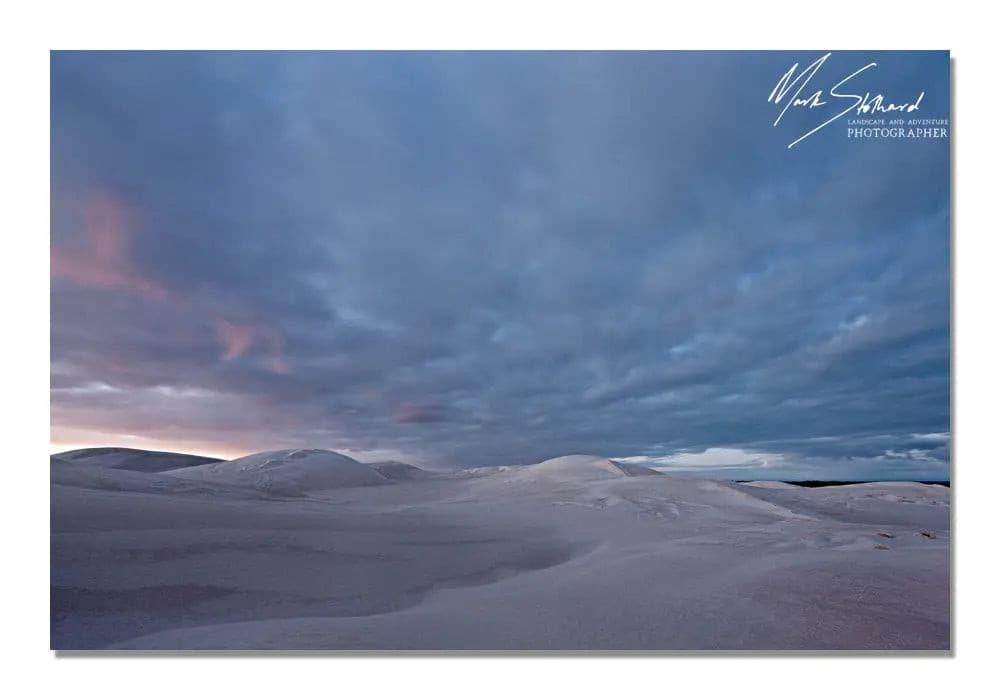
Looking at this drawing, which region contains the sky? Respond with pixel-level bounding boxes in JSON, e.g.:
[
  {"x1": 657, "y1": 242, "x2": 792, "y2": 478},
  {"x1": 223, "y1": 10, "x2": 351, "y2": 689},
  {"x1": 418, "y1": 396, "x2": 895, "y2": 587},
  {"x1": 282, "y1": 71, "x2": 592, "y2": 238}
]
[{"x1": 50, "y1": 51, "x2": 951, "y2": 480}]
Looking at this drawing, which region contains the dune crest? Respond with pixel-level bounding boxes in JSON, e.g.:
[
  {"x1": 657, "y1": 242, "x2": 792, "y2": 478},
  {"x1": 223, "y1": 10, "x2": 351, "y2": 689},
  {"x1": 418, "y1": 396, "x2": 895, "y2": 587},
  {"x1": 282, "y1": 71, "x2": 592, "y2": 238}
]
[
  {"x1": 462, "y1": 454, "x2": 660, "y2": 482},
  {"x1": 527, "y1": 455, "x2": 660, "y2": 479},
  {"x1": 166, "y1": 448, "x2": 388, "y2": 495}
]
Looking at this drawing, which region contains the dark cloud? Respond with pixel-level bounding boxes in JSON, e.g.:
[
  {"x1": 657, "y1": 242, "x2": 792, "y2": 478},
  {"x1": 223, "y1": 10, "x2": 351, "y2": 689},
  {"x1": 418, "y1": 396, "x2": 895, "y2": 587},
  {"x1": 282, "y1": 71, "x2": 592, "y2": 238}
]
[{"x1": 50, "y1": 51, "x2": 950, "y2": 477}]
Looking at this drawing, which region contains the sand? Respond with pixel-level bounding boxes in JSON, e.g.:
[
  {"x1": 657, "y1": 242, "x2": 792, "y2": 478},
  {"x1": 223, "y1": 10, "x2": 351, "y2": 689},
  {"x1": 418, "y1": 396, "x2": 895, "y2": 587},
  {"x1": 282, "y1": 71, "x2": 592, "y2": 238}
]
[
  {"x1": 50, "y1": 451, "x2": 950, "y2": 650},
  {"x1": 166, "y1": 449, "x2": 389, "y2": 496}
]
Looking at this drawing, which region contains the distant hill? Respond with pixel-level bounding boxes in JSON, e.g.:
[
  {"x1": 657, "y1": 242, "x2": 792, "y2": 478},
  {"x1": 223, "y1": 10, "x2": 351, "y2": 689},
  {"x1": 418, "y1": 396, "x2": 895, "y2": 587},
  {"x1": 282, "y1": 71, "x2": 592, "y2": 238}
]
[{"x1": 52, "y1": 447, "x2": 223, "y2": 473}]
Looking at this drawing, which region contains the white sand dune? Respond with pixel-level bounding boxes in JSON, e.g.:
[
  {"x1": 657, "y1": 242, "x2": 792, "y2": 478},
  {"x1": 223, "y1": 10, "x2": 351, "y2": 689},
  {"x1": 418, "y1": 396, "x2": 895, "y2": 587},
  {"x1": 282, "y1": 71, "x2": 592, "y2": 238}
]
[
  {"x1": 166, "y1": 449, "x2": 388, "y2": 496},
  {"x1": 53, "y1": 446, "x2": 221, "y2": 473},
  {"x1": 51, "y1": 449, "x2": 950, "y2": 650},
  {"x1": 460, "y1": 454, "x2": 659, "y2": 482}
]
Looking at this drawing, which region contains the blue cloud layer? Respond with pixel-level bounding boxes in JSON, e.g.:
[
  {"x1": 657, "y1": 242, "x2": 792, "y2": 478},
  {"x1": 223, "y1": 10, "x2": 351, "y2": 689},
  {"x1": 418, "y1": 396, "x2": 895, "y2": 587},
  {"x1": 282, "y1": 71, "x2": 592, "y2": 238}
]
[{"x1": 50, "y1": 51, "x2": 951, "y2": 477}]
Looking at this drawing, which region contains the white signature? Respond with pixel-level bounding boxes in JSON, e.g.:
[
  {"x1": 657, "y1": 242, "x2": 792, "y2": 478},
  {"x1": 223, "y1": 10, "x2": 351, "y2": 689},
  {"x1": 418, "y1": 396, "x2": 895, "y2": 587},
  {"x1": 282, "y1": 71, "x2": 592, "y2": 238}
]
[{"x1": 768, "y1": 52, "x2": 925, "y2": 149}]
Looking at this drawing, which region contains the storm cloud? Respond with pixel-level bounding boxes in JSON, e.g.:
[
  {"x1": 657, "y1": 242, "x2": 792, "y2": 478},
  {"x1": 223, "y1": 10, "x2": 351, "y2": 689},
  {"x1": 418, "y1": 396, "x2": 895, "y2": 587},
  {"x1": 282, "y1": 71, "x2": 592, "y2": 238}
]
[{"x1": 50, "y1": 51, "x2": 950, "y2": 478}]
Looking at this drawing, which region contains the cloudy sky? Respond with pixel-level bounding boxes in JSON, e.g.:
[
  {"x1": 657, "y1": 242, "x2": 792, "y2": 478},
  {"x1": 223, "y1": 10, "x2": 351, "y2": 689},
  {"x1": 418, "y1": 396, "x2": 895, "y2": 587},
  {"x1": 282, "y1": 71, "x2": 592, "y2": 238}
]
[{"x1": 50, "y1": 51, "x2": 950, "y2": 479}]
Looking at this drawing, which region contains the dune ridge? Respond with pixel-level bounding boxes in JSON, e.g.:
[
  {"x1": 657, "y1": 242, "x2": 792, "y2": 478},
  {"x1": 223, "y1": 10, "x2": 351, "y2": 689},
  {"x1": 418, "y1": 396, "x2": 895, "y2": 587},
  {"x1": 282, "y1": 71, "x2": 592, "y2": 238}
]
[{"x1": 51, "y1": 446, "x2": 950, "y2": 650}]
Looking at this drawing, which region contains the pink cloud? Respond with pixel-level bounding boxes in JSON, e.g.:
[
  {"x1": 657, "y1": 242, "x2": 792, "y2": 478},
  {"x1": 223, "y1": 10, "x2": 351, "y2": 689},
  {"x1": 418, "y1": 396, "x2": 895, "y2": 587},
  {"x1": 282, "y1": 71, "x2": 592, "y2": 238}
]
[
  {"x1": 214, "y1": 319, "x2": 255, "y2": 361},
  {"x1": 51, "y1": 190, "x2": 167, "y2": 300},
  {"x1": 265, "y1": 356, "x2": 291, "y2": 375},
  {"x1": 214, "y1": 317, "x2": 291, "y2": 375},
  {"x1": 53, "y1": 189, "x2": 292, "y2": 376}
]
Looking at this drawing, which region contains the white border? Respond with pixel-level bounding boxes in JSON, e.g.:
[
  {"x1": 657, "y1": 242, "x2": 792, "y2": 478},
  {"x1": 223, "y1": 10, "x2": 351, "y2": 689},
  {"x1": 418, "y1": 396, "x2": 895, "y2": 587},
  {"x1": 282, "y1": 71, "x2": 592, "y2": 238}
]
[{"x1": 3, "y1": 1, "x2": 995, "y2": 697}]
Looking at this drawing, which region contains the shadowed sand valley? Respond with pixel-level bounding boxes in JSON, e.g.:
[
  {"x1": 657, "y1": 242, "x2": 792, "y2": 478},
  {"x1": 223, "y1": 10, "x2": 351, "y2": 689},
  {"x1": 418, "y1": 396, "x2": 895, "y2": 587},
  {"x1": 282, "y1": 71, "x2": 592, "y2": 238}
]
[{"x1": 51, "y1": 449, "x2": 950, "y2": 650}]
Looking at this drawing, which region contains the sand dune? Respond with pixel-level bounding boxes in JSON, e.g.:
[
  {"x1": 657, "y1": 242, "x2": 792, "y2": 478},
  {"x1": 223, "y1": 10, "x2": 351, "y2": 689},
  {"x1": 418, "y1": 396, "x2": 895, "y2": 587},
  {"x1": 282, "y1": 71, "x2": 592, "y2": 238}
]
[
  {"x1": 165, "y1": 449, "x2": 389, "y2": 496},
  {"x1": 53, "y1": 447, "x2": 221, "y2": 473},
  {"x1": 51, "y1": 460, "x2": 275, "y2": 501},
  {"x1": 460, "y1": 454, "x2": 659, "y2": 482},
  {"x1": 51, "y1": 448, "x2": 950, "y2": 650}
]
